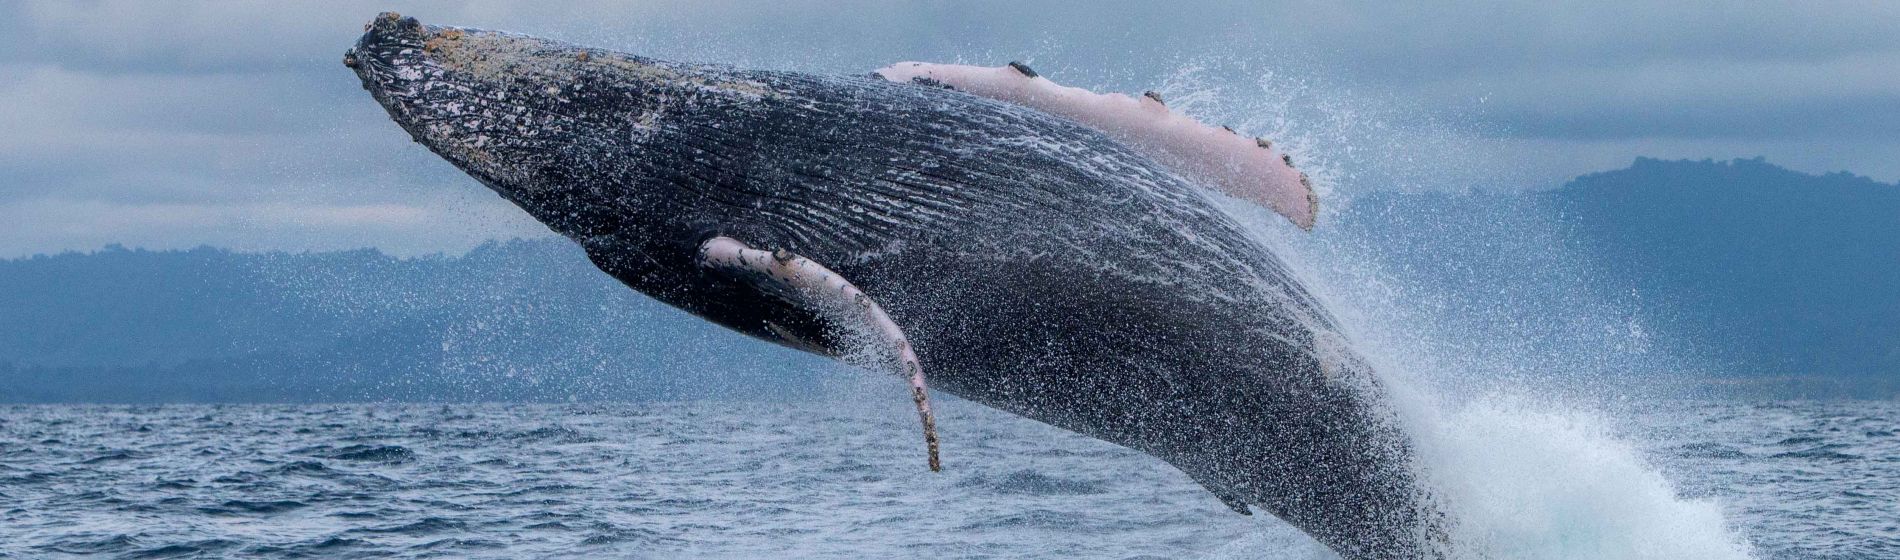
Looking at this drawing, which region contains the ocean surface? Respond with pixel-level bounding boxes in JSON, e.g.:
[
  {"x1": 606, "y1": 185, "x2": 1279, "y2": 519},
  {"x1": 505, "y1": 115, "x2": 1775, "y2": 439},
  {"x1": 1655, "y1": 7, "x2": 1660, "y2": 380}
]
[{"x1": 2, "y1": 396, "x2": 1895, "y2": 559}]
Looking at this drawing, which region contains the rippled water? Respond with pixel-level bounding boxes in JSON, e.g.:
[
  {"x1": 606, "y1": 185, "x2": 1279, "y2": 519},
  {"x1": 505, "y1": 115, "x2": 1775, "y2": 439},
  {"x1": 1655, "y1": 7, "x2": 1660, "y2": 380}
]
[
  {"x1": 1634, "y1": 401, "x2": 1900, "y2": 559},
  {"x1": 2, "y1": 398, "x2": 1894, "y2": 559}
]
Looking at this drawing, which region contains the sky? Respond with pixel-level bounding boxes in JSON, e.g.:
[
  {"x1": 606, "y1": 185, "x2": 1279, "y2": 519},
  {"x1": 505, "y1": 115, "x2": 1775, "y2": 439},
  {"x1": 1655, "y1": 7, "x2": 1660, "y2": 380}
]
[{"x1": 1, "y1": 0, "x2": 1895, "y2": 257}]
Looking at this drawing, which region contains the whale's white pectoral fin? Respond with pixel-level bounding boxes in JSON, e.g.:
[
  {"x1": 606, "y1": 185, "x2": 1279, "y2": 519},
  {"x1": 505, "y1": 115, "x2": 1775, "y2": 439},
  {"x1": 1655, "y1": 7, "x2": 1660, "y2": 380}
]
[
  {"x1": 697, "y1": 236, "x2": 943, "y2": 472},
  {"x1": 873, "y1": 61, "x2": 1318, "y2": 230}
]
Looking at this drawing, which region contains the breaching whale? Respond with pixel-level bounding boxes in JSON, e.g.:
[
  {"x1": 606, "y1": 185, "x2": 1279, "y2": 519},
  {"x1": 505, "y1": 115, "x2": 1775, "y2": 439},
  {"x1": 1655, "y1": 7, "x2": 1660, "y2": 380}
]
[{"x1": 346, "y1": 13, "x2": 1443, "y2": 558}]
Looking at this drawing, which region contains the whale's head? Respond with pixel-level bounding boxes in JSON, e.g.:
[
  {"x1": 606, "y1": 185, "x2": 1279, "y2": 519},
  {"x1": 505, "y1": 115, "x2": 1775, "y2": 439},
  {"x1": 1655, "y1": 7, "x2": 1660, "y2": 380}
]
[{"x1": 345, "y1": 12, "x2": 758, "y2": 213}]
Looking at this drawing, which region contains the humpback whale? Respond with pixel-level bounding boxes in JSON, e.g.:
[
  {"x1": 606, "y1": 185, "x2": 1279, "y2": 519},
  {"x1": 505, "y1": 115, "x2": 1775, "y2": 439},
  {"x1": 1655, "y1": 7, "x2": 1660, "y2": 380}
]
[{"x1": 347, "y1": 13, "x2": 1444, "y2": 558}]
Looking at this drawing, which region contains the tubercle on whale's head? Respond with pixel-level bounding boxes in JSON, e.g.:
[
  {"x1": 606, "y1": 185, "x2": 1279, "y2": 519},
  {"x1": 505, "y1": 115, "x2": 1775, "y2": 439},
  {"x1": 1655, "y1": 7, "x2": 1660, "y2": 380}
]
[{"x1": 345, "y1": 12, "x2": 760, "y2": 207}]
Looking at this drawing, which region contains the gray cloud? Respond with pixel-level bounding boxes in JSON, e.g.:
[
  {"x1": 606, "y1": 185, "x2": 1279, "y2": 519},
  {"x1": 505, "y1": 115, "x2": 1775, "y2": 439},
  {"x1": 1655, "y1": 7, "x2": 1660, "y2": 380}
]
[{"x1": 0, "y1": 0, "x2": 1894, "y2": 257}]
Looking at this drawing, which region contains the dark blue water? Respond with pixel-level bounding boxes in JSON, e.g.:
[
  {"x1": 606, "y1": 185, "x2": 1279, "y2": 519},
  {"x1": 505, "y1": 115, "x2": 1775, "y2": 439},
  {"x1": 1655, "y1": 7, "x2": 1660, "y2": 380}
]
[{"x1": 1, "y1": 398, "x2": 1894, "y2": 559}]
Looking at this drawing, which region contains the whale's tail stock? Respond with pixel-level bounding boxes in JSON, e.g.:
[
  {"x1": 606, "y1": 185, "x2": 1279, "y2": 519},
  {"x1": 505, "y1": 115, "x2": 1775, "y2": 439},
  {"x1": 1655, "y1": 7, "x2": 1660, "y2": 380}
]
[{"x1": 1227, "y1": 353, "x2": 1451, "y2": 559}]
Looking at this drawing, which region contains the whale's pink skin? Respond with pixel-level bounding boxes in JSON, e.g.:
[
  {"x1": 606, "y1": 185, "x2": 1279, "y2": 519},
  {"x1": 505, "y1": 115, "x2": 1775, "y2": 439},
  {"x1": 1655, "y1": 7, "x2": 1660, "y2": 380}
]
[
  {"x1": 874, "y1": 62, "x2": 1317, "y2": 230},
  {"x1": 697, "y1": 236, "x2": 942, "y2": 472}
]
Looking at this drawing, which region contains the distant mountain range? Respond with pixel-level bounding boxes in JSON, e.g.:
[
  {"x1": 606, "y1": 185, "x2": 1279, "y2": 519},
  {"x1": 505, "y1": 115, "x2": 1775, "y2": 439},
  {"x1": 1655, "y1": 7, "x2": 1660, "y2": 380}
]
[
  {"x1": 1334, "y1": 157, "x2": 1897, "y2": 395},
  {"x1": 2, "y1": 158, "x2": 1893, "y2": 401},
  {"x1": 1559, "y1": 158, "x2": 1899, "y2": 379}
]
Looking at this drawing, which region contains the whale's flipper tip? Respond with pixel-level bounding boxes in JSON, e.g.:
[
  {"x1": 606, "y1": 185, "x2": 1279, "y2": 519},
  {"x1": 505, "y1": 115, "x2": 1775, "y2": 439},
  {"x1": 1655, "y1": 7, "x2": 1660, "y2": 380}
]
[
  {"x1": 1217, "y1": 494, "x2": 1253, "y2": 516},
  {"x1": 1184, "y1": 469, "x2": 1254, "y2": 516},
  {"x1": 699, "y1": 236, "x2": 943, "y2": 473}
]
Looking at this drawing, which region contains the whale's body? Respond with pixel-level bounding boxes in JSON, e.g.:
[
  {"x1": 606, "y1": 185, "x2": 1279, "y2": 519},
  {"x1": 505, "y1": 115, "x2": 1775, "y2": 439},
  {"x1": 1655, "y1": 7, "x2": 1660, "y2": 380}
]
[{"x1": 348, "y1": 13, "x2": 1442, "y2": 558}]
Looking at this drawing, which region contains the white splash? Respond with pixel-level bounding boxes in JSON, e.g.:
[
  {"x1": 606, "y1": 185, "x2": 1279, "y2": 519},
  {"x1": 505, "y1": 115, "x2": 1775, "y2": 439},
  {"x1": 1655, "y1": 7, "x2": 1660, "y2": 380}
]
[
  {"x1": 1407, "y1": 393, "x2": 1755, "y2": 559},
  {"x1": 1173, "y1": 55, "x2": 1759, "y2": 559}
]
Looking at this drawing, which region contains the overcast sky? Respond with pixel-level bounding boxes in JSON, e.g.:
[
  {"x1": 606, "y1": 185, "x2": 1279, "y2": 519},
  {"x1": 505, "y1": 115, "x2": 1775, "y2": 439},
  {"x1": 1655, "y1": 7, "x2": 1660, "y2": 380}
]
[{"x1": 1, "y1": 1, "x2": 1895, "y2": 257}]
